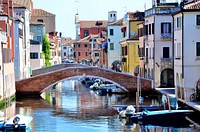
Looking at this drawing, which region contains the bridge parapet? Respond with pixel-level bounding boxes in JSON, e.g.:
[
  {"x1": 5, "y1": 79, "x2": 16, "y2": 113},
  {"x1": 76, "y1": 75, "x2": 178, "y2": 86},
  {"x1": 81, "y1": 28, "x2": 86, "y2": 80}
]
[
  {"x1": 32, "y1": 63, "x2": 88, "y2": 76},
  {"x1": 17, "y1": 66, "x2": 152, "y2": 95}
]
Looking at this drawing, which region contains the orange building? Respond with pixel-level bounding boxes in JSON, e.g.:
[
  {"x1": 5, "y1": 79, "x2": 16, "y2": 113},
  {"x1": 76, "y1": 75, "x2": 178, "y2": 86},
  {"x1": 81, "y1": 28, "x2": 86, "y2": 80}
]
[
  {"x1": 79, "y1": 20, "x2": 108, "y2": 39},
  {"x1": 74, "y1": 34, "x2": 107, "y2": 67}
]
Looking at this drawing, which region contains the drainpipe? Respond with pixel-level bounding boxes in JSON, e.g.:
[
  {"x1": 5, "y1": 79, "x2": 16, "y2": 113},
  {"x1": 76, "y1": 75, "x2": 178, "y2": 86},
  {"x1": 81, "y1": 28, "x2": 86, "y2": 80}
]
[
  {"x1": 153, "y1": 16, "x2": 156, "y2": 88},
  {"x1": 181, "y1": 12, "x2": 184, "y2": 79},
  {"x1": 172, "y1": 14, "x2": 174, "y2": 85}
]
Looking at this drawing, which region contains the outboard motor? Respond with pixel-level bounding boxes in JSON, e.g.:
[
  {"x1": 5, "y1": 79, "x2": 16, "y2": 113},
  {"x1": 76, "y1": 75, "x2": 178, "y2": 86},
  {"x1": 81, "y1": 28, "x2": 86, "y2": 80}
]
[
  {"x1": 125, "y1": 105, "x2": 136, "y2": 117},
  {"x1": 13, "y1": 116, "x2": 20, "y2": 129},
  {"x1": 125, "y1": 105, "x2": 136, "y2": 123}
]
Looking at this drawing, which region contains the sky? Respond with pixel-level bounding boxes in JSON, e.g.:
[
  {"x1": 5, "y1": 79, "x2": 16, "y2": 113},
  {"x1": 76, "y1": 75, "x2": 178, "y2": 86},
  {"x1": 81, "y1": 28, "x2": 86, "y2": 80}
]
[{"x1": 32, "y1": 0, "x2": 178, "y2": 39}]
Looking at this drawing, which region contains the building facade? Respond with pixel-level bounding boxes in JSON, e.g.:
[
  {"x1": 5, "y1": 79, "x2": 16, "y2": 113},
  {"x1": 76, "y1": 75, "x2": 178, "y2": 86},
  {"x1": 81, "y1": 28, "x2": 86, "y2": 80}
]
[
  {"x1": 14, "y1": 0, "x2": 33, "y2": 78},
  {"x1": 144, "y1": 2, "x2": 179, "y2": 87},
  {"x1": 31, "y1": 9, "x2": 56, "y2": 34},
  {"x1": 173, "y1": 0, "x2": 200, "y2": 101},
  {"x1": 107, "y1": 11, "x2": 123, "y2": 69},
  {"x1": 0, "y1": 0, "x2": 16, "y2": 100},
  {"x1": 30, "y1": 22, "x2": 45, "y2": 69},
  {"x1": 120, "y1": 11, "x2": 144, "y2": 74}
]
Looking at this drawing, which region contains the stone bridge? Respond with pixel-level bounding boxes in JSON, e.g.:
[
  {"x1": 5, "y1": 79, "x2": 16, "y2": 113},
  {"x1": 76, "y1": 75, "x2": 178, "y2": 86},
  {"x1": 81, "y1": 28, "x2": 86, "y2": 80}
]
[{"x1": 16, "y1": 64, "x2": 152, "y2": 95}]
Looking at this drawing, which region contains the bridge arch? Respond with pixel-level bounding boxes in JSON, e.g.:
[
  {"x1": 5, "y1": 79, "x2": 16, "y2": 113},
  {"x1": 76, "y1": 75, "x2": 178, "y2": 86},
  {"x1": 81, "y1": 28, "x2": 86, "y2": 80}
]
[{"x1": 16, "y1": 67, "x2": 152, "y2": 95}]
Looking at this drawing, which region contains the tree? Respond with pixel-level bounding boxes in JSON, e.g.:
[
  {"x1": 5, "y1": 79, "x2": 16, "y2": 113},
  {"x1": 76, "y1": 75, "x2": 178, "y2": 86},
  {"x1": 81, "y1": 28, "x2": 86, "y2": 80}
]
[{"x1": 42, "y1": 34, "x2": 51, "y2": 66}]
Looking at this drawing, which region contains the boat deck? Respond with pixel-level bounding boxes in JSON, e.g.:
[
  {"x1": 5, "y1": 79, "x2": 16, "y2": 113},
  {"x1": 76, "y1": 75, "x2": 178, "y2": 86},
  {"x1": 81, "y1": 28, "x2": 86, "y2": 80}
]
[{"x1": 155, "y1": 88, "x2": 200, "y2": 112}]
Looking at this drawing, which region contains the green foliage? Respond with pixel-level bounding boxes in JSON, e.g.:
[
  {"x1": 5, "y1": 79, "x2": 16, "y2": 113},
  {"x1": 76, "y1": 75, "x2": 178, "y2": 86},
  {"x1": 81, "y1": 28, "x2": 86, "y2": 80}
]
[
  {"x1": 0, "y1": 95, "x2": 16, "y2": 110},
  {"x1": 42, "y1": 34, "x2": 51, "y2": 66}
]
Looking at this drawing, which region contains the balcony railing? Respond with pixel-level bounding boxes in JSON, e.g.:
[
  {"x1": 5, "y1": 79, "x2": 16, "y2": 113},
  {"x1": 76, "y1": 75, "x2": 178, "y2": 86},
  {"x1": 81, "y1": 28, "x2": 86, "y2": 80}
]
[
  {"x1": 161, "y1": 58, "x2": 173, "y2": 63},
  {"x1": 160, "y1": 33, "x2": 172, "y2": 40},
  {"x1": 160, "y1": 58, "x2": 173, "y2": 70},
  {"x1": 145, "y1": 6, "x2": 180, "y2": 17}
]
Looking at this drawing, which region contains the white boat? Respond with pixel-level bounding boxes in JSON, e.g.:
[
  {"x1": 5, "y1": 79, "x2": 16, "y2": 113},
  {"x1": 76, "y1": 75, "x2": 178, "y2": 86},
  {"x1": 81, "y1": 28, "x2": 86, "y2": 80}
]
[
  {"x1": 0, "y1": 111, "x2": 6, "y2": 129},
  {"x1": 4, "y1": 114, "x2": 33, "y2": 130}
]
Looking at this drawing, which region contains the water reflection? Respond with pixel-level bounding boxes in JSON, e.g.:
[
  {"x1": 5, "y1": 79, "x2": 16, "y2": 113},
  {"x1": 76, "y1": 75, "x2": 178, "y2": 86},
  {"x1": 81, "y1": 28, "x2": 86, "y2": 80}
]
[{"x1": 6, "y1": 80, "x2": 200, "y2": 131}]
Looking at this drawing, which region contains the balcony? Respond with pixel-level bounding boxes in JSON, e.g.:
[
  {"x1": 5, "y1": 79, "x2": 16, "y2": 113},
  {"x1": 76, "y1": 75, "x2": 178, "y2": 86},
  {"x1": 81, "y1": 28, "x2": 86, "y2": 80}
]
[
  {"x1": 145, "y1": 6, "x2": 180, "y2": 17},
  {"x1": 160, "y1": 33, "x2": 172, "y2": 40},
  {"x1": 160, "y1": 58, "x2": 173, "y2": 70}
]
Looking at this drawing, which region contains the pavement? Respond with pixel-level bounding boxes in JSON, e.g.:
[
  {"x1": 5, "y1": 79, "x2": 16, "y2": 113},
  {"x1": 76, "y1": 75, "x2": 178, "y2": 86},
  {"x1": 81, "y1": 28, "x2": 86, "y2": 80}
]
[{"x1": 155, "y1": 88, "x2": 200, "y2": 112}]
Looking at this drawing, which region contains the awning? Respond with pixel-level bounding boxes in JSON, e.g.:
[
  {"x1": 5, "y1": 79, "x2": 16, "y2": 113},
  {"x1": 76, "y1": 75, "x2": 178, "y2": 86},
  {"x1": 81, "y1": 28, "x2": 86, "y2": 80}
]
[
  {"x1": 102, "y1": 41, "x2": 108, "y2": 48},
  {"x1": 112, "y1": 60, "x2": 121, "y2": 66},
  {"x1": 121, "y1": 27, "x2": 126, "y2": 32}
]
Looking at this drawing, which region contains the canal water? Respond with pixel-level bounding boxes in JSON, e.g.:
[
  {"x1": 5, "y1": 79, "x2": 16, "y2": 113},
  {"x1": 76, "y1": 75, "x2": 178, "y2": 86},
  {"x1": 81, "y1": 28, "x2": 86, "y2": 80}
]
[{"x1": 4, "y1": 79, "x2": 200, "y2": 132}]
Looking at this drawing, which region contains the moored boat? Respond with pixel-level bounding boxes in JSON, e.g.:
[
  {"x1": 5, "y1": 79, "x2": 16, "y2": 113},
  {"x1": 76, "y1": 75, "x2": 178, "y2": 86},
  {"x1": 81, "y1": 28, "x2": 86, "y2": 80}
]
[
  {"x1": 4, "y1": 114, "x2": 33, "y2": 131},
  {"x1": 129, "y1": 109, "x2": 193, "y2": 122}
]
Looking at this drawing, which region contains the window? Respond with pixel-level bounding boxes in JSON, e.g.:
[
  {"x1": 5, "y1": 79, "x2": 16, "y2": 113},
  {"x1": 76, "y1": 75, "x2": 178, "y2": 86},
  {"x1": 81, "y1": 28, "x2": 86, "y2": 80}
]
[
  {"x1": 175, "y1": 43, "x2": 181, "y2": 59},
  {"x1": 145, "y1": 25, "x2": 148, "y2": 35},
  {"x1": 19, "y1": 28, "x2": 23, "y2": 37},
  {"x1": 64, "y1": 52, "x2": 66, "y2": 56},
  {"x1": 84, "y1": 44, "x2": 87, "y2": 47},
  {"x1": 95, "y1": 53, "x2": 99, "y2": 57},
  {"x1": 85, "y1": 52, "x2": 88, "y2": 56},
  {"x1": 196, "y1": 42, "x2": 200, "y2": 56},
  {"x1": 163, "y1": 47, "x2": 170, "y2": 58},
  {"x1": 177, "y1": 17, "x2": 182, "y2": 28},
  {"x1": 37, "y1": 36, "x2": 42, "y2": 42},
  {"x1": 161, "y1": 23, "x2": 171, "y2": 33},
  {"x1": 152, "y1": 23, "x2": 154, "y2": 34},
  {"x1": 30, "y1": 53, "x2": 38, "y2": 59},
  {"x1": 84, "y1": 30, "x2": 89, "y2": 37},
  {"x1": 37, "y1": 19, "x2": 43, "y2": 23},
  {"x1": 196, "y1": 15, "x2": 200, "y2": 26},
  {"x1": 110, "y1": 29, "x2": 114, "y2": 36},
  {"x1": 110, "y1": 43, "x2": 114, "y2": 50},
  {"x1": 93, "y1": 44, "x2": 96, "y2": 48},
  {"x1": 78, "y1": 52, "x2": 81, "y2": 56},
  {"x1": 63, "y1": 47, "x2": 67, "y2": 50},
  {"x1": 149, "y1": 24, "x2": 151, "y2": 35}
]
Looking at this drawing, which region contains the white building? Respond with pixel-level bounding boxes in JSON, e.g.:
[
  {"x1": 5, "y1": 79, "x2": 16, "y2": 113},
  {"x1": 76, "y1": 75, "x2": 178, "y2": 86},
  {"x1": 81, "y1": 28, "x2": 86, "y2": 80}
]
[
  {"x1": 30, "y1": 22, "x2": 45, "y2": 69},
  {"x1": 14, "y1": 17, "x2": 26, "y2": 80},
  {"x1": 61, "y1": 41, "x2": 74, "y2": 61},
  {"x1": 30, "y1": 40, "x2": 44, "y2": 69},
  {"x1": 173, "y1": 0, "x2": 200, "y2": 101},
  {"x1": 107, "y1": 11, "x2": 123, "y2": 67},
  {"x1": 13, "y1": 1, "x2": 32, "y2": 79},
  {"x1": 144, "y1": 1, "x2": 179, "y2": 88}
]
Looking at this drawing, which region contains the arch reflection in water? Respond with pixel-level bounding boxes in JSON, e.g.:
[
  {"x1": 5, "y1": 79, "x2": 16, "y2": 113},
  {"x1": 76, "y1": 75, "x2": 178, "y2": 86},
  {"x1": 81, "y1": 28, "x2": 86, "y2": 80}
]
[{"x1": 14, "y1": 79, "x2": 200, "y2": 132}]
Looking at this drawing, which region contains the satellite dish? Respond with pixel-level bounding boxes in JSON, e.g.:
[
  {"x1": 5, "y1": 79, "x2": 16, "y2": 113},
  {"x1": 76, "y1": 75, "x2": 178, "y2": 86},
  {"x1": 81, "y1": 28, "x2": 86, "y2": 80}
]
[{"x1": 131, "y1": 31, "x2": 135, "y2": 36}]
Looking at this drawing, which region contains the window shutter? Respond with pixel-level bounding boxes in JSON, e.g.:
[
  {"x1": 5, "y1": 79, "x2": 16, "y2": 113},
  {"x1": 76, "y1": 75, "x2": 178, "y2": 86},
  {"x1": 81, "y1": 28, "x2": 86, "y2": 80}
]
[
  {"x1": 169, "y1": 23, "x2": 171, "y2": 33},
  {"x1": 161, "y1": 23, "x2": 163, "y2": 33}
]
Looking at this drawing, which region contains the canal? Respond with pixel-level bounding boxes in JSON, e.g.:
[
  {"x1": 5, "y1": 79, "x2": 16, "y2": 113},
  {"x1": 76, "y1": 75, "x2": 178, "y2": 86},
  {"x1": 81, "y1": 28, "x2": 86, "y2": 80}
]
[{"x1": 3, "y1": 79, "x2": 200, "y2": 132}]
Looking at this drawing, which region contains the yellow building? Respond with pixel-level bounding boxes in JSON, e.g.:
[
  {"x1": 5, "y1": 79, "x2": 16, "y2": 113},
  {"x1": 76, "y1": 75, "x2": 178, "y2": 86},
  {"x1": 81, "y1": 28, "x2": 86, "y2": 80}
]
[{"x1": 120, "y1": 11, "x2": 144, "y2": 74}]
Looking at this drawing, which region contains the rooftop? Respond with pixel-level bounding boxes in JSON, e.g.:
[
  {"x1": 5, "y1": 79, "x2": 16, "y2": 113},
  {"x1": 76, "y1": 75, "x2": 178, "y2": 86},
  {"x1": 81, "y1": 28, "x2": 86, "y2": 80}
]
[
  {"x1": 13, "y1": 0, "x2": 33, "y2": 11},
  {"x1": 80, "y1": 20, "x2": 108, "y2": 28},
  {"x1": 32, "y1": 9, "x2": 55, "y2": 16}
]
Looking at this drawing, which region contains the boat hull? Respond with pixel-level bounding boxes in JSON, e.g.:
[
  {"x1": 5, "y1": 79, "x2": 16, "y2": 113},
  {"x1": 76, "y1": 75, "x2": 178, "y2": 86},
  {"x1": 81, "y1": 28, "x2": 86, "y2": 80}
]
[{"x1": 130, "y1": 110, "x2": 193, "y2": 122}]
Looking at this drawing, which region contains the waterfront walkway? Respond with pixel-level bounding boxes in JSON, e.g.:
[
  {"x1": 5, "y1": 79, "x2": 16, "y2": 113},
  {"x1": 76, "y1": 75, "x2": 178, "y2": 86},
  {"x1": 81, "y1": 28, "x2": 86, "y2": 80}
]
[{"x1": 155, "y1": 88, "x2": 200, "y2": 112}]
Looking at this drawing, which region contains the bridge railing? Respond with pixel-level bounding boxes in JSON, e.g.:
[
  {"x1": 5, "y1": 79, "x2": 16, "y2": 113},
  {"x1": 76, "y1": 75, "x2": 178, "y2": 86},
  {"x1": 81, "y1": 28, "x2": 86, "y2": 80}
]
[{"x1": 32, "y1": 63, "x2": 89, "y2": 76}]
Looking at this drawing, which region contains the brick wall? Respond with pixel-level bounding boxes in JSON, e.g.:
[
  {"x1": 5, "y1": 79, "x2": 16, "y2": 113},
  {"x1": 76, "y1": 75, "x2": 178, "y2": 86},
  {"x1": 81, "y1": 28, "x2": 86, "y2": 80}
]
[{"x1": 16, "y1": 66, "x2": 152, "y2": 95}]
